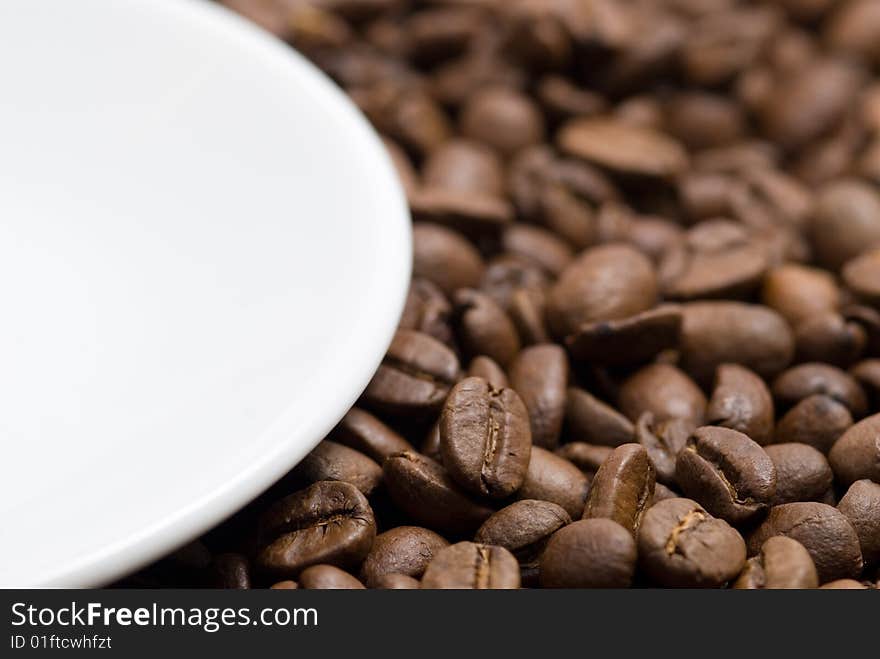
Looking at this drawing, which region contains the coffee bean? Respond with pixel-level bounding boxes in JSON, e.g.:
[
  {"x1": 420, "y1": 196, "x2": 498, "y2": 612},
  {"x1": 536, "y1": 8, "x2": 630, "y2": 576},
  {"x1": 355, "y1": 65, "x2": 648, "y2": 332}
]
[
  {"x1": 480, "y1": 254, "x2": 550, "y2": 312},
  {"x1": 555, "y1": 442, "x2": 612, "y2": 473},
  {"x1": 269, "y1": 580, "x2": 298, "y2": 590},
  {"x1": 828, "y1": 412, "x2": 880, "y2": 486},
  {"x1": 679, "y1": 302, "x2": 794, "y2": 383},
  {"x1": 652, "y1": 482, "x2": 679, "y2": 506},
  {"x1": 299, "y1": 565, "x2": 365, "y2": 590},
  {"x1": 635, "y1": 413, "x2": 693, "y2": 486},
  {"x1": 772, "y1": 363, "x2": 868, "y2": 418},
  {"x1": 547, "y1": 244, "x2": 658, "y2": 340},
  {"x1": 764, "y1": 443, "x2": 833, "y2": 505},
  {"x1": 794, "y1": 312, "x2": 866, "y2": 368},
  {"x1": 440, "y1": 377, "x2": 532, "y2": 498},
  {"x1": 825, "y1": 0, "x2": 880, "y2": 64},
  {"x1": 412, "y1": 222, "x2": 485, "y2": 297},
  {"x1": 359, "y1": 526, "x2": 449, "y2": 587},
  {"x1": 292, "y1": 440, "x2": 382, "y2": 496},
  {"x1": 774, "y1": 394, "x2": 852, "y2": 453},
  {"x1": 565, "y1": 307, "x2": 682, "y2": 367},
  {"x1": 501, "y1": 224, "x2": 574, "y2": 277},
  {"x1": 399, "y1": 278, "x2": 454, "y2": 347},
  {"x1": 843, "y1": 248, "x2": 880, "y2": 306},
  {"x1": 811, "y1": 179, "x2": 880, "y2": 270},
  {"x1": 422, "y1": 139, "x2": 505, "y2": 198},
  {"x1": 475, "y1": 500, "x2": 571, "y2": 577},
  {"x1": 564, "y1": 387, "x2": 634, "y2": 448},
  {"x1": 421, "y1": 424, "x2": 442, "y2": 462},
  {"x1": 618, "y1": 363, "x2": 707, "y2": 426},
  {"x1": 509, "y1": 344, "x2": 568, "y2": 449},
  {"x1": 467, "y1": 355, "x2": 508, "y2": 389},
  {"x1": 452, "y1": 289, "x2": 521, "y2": 367},
  {"x1": 409, "y1": 187, "x2": 513, "y2": 239},
  {"x1": 837, "y1": 480, "x2": 880, "y2": 567},
  {"x1": 557, "y1": 117, "x2": 688, "y2": 178},
  {"x1": 515, "y1": 447, "x2": 590, "y2": 519},
  {"x1": 362, "y1": 329, "x2": 459, "y2": 418},
  {"x1": 819, "y1": 579, "x2": 872, "y2": 589},
  {"x1": 583, "y1": 444, "x2": 655, "y2": 538},
  {"x1": 383, "y1": 451, "x2": 493, "y2": 535},
  {"x1": 330, "y1": 407, "x2": 415, "y2": 462},
  {"x1": 762, "y1": 264, "x2": 841, "y2": 325},
  {"x1": 733, "y1": 536, "x2": 819, "y2": 589},
  {"x1": 706, "y1": 364, "x2": 775, "y2": 445},
  {"x1": 508, "y1": 287, "x2": 551, "y2": 346},
  {"x1": 372, "y1": 573, "x2": 421, "y2": 589},
  {"x1": 537, "y1": 518, "x2": 636, "y2": 589},
  {"x1": 257, "y1": 481, "x2": 376, "y2": 578},
  {"x1": 638, "y1": 498, "x2": 746, "y2": 588},
  {"x1": 748, "y1": 502, "x2": 863, "y2": 582},
  {"x1": 675, "y1": 426, "x2": 777, "y2": 524},
  {"x1": 211, "y1": 553, "x2": 251, "y2": 590},
  {"x1": 421, "y1": 542, "x2": 520, "y2": 589},
  {"x1": 460, "y1": 87, "x2": 545, "y2": 156}
]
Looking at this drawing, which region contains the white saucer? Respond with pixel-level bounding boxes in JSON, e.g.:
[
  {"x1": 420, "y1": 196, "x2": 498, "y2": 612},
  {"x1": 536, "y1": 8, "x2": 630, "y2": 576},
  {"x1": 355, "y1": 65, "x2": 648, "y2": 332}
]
[{"x1": 0, "y1": 0, "x2": 410, "y2": 586}]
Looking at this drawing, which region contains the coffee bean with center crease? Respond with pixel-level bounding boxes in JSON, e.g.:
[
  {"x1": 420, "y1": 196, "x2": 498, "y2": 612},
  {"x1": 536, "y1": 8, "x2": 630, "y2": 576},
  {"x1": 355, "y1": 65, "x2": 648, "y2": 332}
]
[
  {"x1": 748, "y1": 502, "x2": 863, "y2": 583},
  {"x1": 828, "y1": 412, "x2": 880, "y2": 486},
  {"x1": 706, "y1": 364, "x2": 774, "y2": 445},
  {"x1": 359, "y1": 526, "x2": 449, "y2": 587},
  {"x1": 837, "y1": 480, "x2": 880, "y2": 568},
  {"x1": 583, "y1": 444, "x2": 655, "y2": 538},
  {"x1": 764, "y1": 443, "x2": 833, "y2": 505},
  {"x1": 383, "y1": 451, "x2": 493, "y2": 535},
  {"x1": 440, "y1": 376, "x2": 532, "y2": 498},
  {"x1": 509, "y1": 344, "x2": 568, "y2": 449},
  {"x1": 638, "y1": 498, "x2": 746, "y2": 588},
  {"x1": 733, "y1": 536, "x2": 819, "y2": 589},
  {"x1": 257, "y1": 481, "x2": 376, "y2": 578},
  {"x1": 635, "y1": 413, "x2": 693, "y2": 486},
  {"x1": 475, "y1": 500, "x2": 571, "y2": 582},
  {"x1": 515, "y1": 447, "x2": 590, "y2": 519},
  {"x1": 539, "y1": 519, "x2": 637, "y2": 588},
  {"x1": 421, "y1": 542, "x2": 520, "y2": 589},
  {"x1": 362, "y1": 329, "x2": 460, "y2": 418},
  {"x1": 675, "y1": 426, "x2": 777, "y2": 524}
]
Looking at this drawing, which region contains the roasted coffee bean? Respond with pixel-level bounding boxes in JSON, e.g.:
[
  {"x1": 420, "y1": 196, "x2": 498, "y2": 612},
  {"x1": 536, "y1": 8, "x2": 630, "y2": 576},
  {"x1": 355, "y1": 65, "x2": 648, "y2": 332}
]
[
  {"x1": 838, "y1": 480, "x2": 880, "y2": 568},
  {"x1": 583, "y1": 444, "x2": 655, "y2": 538},
  {"x1": 501, "y1": 224, "x2": 574, "y2": 277},
  {"x1": 421, "y1": 423, "x2": 442, "y2": 462},
  {"x1": 843, "y1": 248, "x2": 880, "y2": 306},
  {"x1": 452, "y1": 289, "x2": 520, "y2": 367},
  {"x1": 509, "y1": 344, "x2": 568, "y2": 449},
  {"x1": 774, "y1": 394, "x2": 853, "y2": 453},
  {"x1": 636, "y1": 413, "x2": 693, "y2": 486},
  {"x1": 412, "y1": 222, "x2": 485, "y2": 297},
  {"x1": 291, "y1": 441, "x2": 382, "y2": 496},
  {"x1": 383, "y1": 452, "x2": 493, "y2": 535},
  {"x1": 359, "y1": 526, "x2": 449, "y2": 587},
  {"x1": 772, "y1": 363, "x2": 867, "y2": 418},
  {"x1": 555, "y1": 442, "x2": 613, "y2": 473},
  {"x1": 706, "y1": 364, "x2": 774, "y2": 445},
  {"x1": 460, "y1": 87, "x2": 545, "y2": 156},
  {"x1": 825, "y1": 0, "x2": 880, "y2": 65},
  {"x1": 733, "y1": 536, "x2": 819, "y2": 589},
  {"x1": 675, "y1": 426, "x2": 777, "y2": 524},
  {"x1": 269, "y1": 580, "x2": 298, "y2": 590},
  {"x1": 421, "y1": 542, "x2": 520, "y2": 589},
  {"x1": 330, "y1": 407, "x2": 414, "y2": 462},
  {"x1": 362, "y1": 329, "x2": 459, "y2": 418},
  {"x1": 299, "y1": 565, "x2": 365, "y2": 590},
  {"x1": 547, "y1": 244, "x2": 657, "y2": 340},
  {"x1": 480, "y1": 254, "x2": 550, "y2": 312},
  {"x1": 211, "y1": 553, "x2": 251, "y2": 590},
  {"x1": 475, "y1": 500, "x2": 571, "y2": 575},
  {"x1": 679, "y1": 302, "x2": 794, "y2": 383},
  {"x1": 508, "y1": 287, "x2": 551, "y2": 346},
  {"x1": 440, "y1": 377, "x2": 531, "y2": 498},
  {"x1": 516, "y1": 447, "x2": 590, "y2": 520},
  {"x1": 398, "y1": 278, "x2": 454, "y2": 347},
  {"x1": 794, "y1": 312, "x2": 866, "y2": 367},
  {"x1": 618, "y1": 364, "x2": 706, "y2": 426},
  {"x1": 422, "y1": 139, "x2": 504, "y2": 197},
  {"x1": 850, "y1": 359, "x2": 880, "y2": 408},
  {"x1": 748, "y1": 502, "x2": 863, "y2": 582},
  {"x1": 467, "y1": 355, "x2": 508, "y2": 389},
  {"x1": 652, "y1": 482, "x2": 679, "y2": 505},
  {"x1": 762, "y1": 264, "x2": 841, "y2": 326},
  {"x1": 811, "y1": 179, "x2": 880, "y2": 270},
  {"x1": 565, "y1": 307, "x2": 682, "y2": 367},
  {"x1": 372, "y1": 573, "x2": 421, "y2": 589},
  {"x1": 564, "y1": 387, "x2": 634, "y2": 448},
  {"x1": 409, "y1": 187, "x2": 513, "y2": 239},
  {"x1": 257, "y1": 481, "x2": 376, "y2": 578},
  {"x1": 638, "y1": 498, "x2": 746, "y2": 588},
  {"x1": 828, "y1": 413, "x2": 880, "y2": 486},
  {"x1": 764, "y1": 443, "x2": 834, "y2": 505},
  {"x1": 539, "y1": 519, "x2": 636, "y2": 589},
  {"x1": 819, "y1": 579, "x2": 872, "y2": 589}
]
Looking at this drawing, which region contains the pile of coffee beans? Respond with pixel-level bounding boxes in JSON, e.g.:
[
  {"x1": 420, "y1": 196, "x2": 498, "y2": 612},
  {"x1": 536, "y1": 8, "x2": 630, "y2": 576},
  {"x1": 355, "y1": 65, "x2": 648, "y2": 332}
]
[{"x1": 120, "y1": 0, "x2": 880, "y2": 588}]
